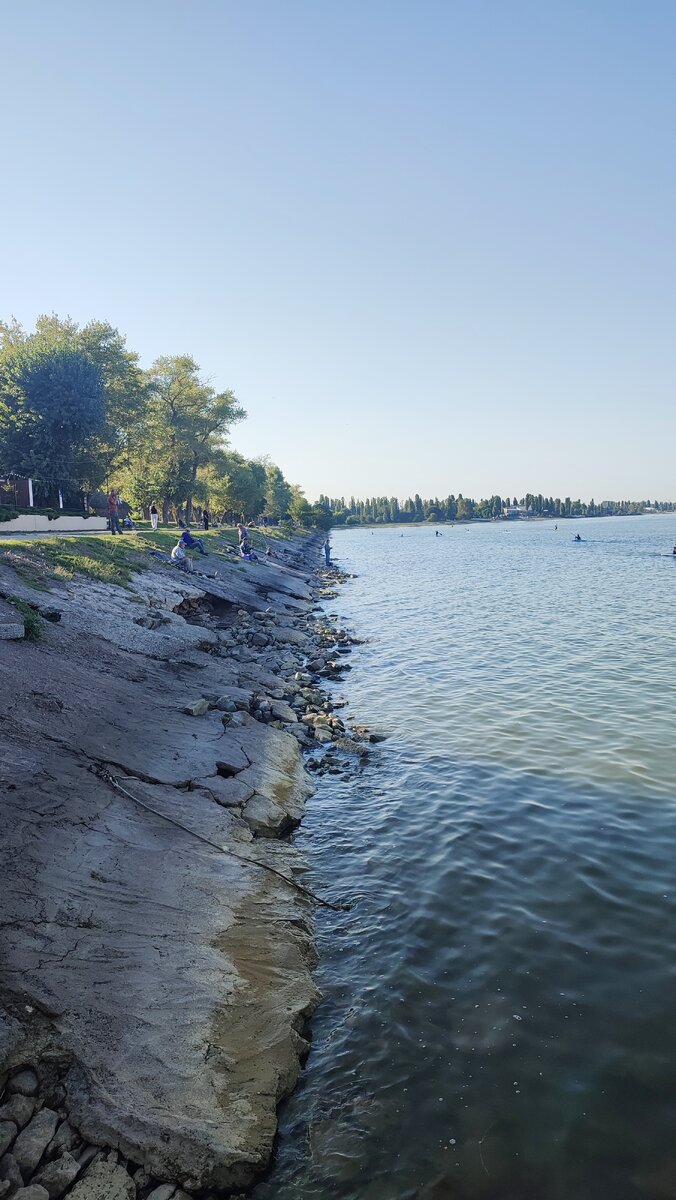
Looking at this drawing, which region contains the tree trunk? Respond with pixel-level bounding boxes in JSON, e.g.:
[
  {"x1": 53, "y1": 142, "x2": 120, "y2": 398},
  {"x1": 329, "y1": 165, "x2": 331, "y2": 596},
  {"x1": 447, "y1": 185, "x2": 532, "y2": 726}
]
[
  {"x1": 162, "y1": 498, "x2": 171, "y2": 524},
  {"x1": 185, "y1": 496, "x2": 193, "y2": 524}
]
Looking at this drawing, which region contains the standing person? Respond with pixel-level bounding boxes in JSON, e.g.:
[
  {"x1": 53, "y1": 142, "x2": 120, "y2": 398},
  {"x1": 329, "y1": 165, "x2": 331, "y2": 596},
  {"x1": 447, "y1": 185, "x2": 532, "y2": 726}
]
[
  {"x1": 150, "y1": 503, "x2": 159, "y2": 531},
  {"x1": 203, "y1": 508, "x2": 210, "y2": 531},
  {"x1": 323, "y1": 537, "x2": 331, "y2": 566},
  {"x1": 107, "y1": 488, "x2": 122, "y2": 535},
  {"x1": 236, "y1": 522, "x2": 247, "y2": 545}
]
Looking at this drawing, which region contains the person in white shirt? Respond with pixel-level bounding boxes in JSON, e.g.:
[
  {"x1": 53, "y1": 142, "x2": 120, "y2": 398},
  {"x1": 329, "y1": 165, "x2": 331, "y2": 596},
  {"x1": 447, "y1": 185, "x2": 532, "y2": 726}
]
[{"x1": 171, "y1": 539, "x2": 194, "y2": 572}]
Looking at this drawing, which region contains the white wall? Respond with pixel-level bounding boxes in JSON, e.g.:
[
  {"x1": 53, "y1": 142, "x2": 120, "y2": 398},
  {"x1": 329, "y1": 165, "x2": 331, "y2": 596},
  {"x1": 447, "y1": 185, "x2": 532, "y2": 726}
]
[{"x1": 0, "y1": 515, "x2": 108, "y2": 533}]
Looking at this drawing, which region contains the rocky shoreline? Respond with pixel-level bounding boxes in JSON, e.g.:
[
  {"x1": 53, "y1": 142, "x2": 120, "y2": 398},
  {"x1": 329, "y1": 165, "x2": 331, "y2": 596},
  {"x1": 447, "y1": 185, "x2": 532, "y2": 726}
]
[{"x1": 0, "y1": 531, "x2": 373, "y2": 1200}]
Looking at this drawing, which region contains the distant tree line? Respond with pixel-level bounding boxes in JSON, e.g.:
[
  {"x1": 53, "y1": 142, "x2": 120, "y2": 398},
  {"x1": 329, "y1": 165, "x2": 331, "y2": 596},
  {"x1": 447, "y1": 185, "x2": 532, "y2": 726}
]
[
  {"x1": 0, "y1": 315, "x2": 327, "y2": 526},
  {"x1": 316, "y1": 492, "x2": 675, "y2": 525}
]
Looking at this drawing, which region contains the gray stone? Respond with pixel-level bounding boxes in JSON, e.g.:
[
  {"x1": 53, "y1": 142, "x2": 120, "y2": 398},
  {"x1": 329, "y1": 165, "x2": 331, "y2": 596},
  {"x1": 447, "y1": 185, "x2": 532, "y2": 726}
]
[
  {"x1": 285, "y1": 725, "x2": 310, "y2": 744},
  {"x1": 72, "y1": 1149, "x2": 99, "y2": 1171},
  {"x1": 45, "y1": 1122, "x2": 77, "y2": 1158},
  {"x1": 13, "y1": 1110, "x2": 59, "y2": 1176},
  {"x1": 182, "y1": 698, "x2": 210, "y2": 717},
  {"x1": 215, "y1": 742, "x2": 249, "y2": 775},
  {"x1": 33, "y1": 1152, "x2": 81, "y2": 1198},
  {"x1": 0, "y1": 1152, "x2": 24, "y2": 1193},
  {"x1": 0, "y1": 1125, "x2": 17, "y2": 1159},
  {"x1": 250, "y1": 632, "x2": 268, "y2": 648},
  {"x1": 242, "y1": 794, "x2": 292, "y2": 838},
  {"x1": 335, "y1": 737, "x2": 368, "y2": 757},
  {"x1": 269, "y1": 700, "x2": 297, "y2": 724},
  {"x1": 0, "y1": 1017, "x2": 24, "y2": 1073},
  {"x1": 11, "y1": 1189, "x2": 49, "y2": 1200},
  {"x1": 0, "y1": 624, "x2": 25, "y2": 641},
  {"x1": 7, "y1": 1073, "x2": 38, "y2": 1099},
  {"x1": 68, "y1": 1162, "x2": 134, "y2": 1200},
  {"x1": 224, "y1": 711, "x2": 255, "y2": 730},
  {"x1": 305, "y1": 658, "x2": 325, "y2": 673},
  {"x1": 314, "y1": 728, "x2": 334, "y2": 745},
  {"x1": 271, "y1": 626, "x2": 308, "y2": 648},
  {"x1": 0, "y1": 1098, "x2": 34, "y2": 1130},
  {"x1": 213, "y1": 697, "x2": 237, "y2": 713},
  {"x1": 0, "y1": 1181, "x2": 11, "y2": 1198},
  {"x1": 145, "y1": 1187, "x2": 176, "y2": 1200},
  {"x1": 192, "y1": 776, "x2": 255, "y2": 808}
]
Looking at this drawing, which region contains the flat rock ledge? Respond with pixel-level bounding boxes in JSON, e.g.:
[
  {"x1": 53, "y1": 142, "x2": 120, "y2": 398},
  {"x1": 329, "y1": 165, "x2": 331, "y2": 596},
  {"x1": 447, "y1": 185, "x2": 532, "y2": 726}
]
[{"x1": 0, "y1": 533, "x2": 349, "y2": 1197}]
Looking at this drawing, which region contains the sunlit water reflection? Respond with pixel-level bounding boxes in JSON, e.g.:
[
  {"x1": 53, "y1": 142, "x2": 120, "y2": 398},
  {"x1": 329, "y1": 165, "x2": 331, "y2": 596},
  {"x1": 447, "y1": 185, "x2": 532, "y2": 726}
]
[{"x1": 254, "y1": 517, "x2": 676, "y2": 1200}]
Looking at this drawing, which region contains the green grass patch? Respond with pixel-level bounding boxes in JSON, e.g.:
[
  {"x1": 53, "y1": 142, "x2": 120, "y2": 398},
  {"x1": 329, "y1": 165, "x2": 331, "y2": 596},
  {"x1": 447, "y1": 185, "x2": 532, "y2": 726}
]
[
  {"x1": 0, "y1": 547, "x2": 52, "y2": 591},
  {"x1": 0, "y1": 522, "x2": 310, "y2": 590},
  {"x1": 0, "y1": 535, "x2": 144, "y2": 587},
  {"x1": 10, "y1": 597, "x2": 43, "y2": 641}
]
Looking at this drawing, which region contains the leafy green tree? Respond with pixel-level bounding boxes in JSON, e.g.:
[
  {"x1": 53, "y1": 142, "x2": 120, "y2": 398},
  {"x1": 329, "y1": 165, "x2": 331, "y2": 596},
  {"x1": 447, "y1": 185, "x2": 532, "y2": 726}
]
[
  {"x1": 199, "y1": 451, "x2": 266, "y2": 520},
  {"x1": 264, "y1": 463, "x2": 292, "y2": 520},
  {"x1": 0, "y1": 336, "x2": 105, "y2": 502},
  {"x1": 0, "y1": 316, "x2": 148, "y2": 484},
  {"x1": 126, "y1": 356, "x2": 245, "y2": 521},
  {"x1": 289, "y1": 484, "x2": 314, "y2": 526}
]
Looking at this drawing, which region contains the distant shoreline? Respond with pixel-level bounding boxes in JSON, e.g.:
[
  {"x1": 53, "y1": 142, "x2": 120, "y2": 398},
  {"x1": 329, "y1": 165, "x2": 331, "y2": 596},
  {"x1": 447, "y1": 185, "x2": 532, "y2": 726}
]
[{"x1": 332, "y1": 511, "x2": 675, "y2": 530}]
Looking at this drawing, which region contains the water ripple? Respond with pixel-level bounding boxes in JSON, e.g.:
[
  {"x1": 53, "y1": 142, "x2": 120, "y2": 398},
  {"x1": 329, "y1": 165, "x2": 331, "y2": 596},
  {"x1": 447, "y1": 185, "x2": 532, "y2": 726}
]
[{"x1": 255, "y1": 517, "x2": 676, "y2": 1200}]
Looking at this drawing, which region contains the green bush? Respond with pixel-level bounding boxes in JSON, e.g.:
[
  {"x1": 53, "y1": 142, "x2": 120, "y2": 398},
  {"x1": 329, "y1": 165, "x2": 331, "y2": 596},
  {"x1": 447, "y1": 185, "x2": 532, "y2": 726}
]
[{"x1": 11, "y1": 597, "x2": 43, "y2": 641}]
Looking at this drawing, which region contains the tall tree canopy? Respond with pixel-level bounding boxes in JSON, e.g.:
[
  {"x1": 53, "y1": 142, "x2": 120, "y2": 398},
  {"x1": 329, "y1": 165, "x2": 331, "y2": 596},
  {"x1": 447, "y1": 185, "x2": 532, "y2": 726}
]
[
  {"x1": 122, "y1": 356, "x2": 245, "y2": 520},
  {"x1": 0, "y1": 313, "x2": 310, "y2": 525},
  {"x1": 0, "y1": 315, "x2": 146, "y2": 486},
  {"x1": 0, "y1": 331, "x2": 105, "y2": 500}
]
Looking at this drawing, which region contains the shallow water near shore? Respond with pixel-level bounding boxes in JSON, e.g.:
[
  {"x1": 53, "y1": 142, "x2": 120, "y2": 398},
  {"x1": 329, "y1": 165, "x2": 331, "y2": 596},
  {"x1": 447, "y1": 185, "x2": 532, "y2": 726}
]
[{"x1": 254, "y1": 516, "x2": 676, "y2": 1200}]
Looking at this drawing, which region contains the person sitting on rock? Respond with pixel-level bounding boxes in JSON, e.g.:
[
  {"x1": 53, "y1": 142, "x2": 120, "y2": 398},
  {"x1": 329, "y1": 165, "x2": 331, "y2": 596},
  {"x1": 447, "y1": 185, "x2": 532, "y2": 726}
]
[
  {"x1": 239, "y1": 538, "x2": 258, "y2": 561},
  {"x1": 180, "y1": 529, "x2": 207, "y2": 555},
  {"x1": 171, "y1": 539, "x2": 194, "y2": 572}
]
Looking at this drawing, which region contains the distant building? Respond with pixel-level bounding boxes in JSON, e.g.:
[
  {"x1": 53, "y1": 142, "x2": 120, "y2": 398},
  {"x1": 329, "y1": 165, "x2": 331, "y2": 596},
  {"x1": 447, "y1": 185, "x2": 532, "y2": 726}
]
[{"x1": 502, "y1": 504, "x2": 530, "y2": 519}]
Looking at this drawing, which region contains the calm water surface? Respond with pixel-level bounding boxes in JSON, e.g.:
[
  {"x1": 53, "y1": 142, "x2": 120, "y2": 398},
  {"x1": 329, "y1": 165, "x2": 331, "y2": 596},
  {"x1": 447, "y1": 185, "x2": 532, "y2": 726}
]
[{"x1": 254, "y1": 517, "x2": 676, "y2": 1200}]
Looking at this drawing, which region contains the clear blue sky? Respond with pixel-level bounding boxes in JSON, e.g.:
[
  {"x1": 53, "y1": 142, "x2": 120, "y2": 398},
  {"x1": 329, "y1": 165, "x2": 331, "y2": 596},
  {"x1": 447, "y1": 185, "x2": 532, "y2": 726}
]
[{"x1": 1, "y1": 0, "x2": 675, "y2": 502}]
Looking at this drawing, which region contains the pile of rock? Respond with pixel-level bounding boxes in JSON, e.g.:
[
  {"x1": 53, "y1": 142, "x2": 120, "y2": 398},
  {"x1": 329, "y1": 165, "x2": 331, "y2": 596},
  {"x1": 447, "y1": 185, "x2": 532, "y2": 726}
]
[{"x1": 0, "y1": 1059, "x2": 254, "y2": 1200}]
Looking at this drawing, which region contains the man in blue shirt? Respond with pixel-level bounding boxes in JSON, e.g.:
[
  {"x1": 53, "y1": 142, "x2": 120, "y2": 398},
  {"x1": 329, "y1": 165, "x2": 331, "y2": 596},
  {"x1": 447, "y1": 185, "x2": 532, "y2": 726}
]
[{"x1": 181, "y1": 529, "x2": 207, "y2": 555}]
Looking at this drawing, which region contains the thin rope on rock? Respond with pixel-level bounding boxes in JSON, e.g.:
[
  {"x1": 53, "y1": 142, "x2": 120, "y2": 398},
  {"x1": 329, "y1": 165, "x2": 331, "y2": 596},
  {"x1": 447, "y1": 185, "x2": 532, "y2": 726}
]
[{"x1": 93, "y1": 765, "x2": 351, "y2": 913}]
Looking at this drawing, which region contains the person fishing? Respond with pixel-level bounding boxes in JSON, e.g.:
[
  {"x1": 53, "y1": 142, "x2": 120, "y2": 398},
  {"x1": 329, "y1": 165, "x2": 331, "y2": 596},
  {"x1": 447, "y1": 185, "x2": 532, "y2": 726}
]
[{"x1": 323, "y1": 538, "x2": 331, "y2": 566}]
